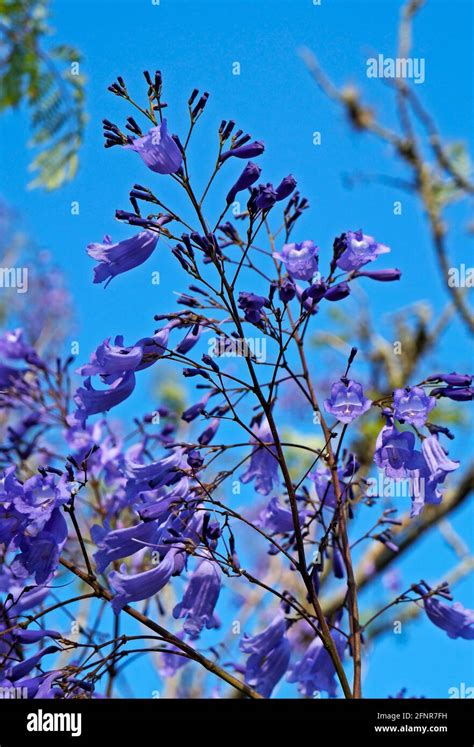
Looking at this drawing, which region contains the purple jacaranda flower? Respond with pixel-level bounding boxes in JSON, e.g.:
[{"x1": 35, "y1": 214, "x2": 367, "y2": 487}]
[
  {"x1": 135, "y1": 322, "x2": 179, "y2": 370},
  {"x1": 309, "y1": 466, "x2": 353, "y2": 509},
  {"x1": 198, "y1": 417, "x2": 220, "y2": 446},
  {"x1": 333, "y1": 545, "x2": 345, "y2": 579},
  {"x1": 0, "y1": 363, "x2": 25, "y2": 389},
  {"x1": 226, "y1": 161, "x2": 262, "y2": 204},
  {"x1": 87, "y1": 230, "x2": 159, "y2": 286},
  {"x1": 334, "y1": 229, "x2": 390, "y2": 272},
  {"x1": 421, "y1": 434, "x2": 459, "y2": 483},
  {"x1": 275, "y1": 174, "x2": 297, "y2": 201},
  {"x1": 176, "y1": 325, "x2": 203, "y2": 354},
  {"x1": 12, "y1": 628, "x2": 62, "y2": 644},
  {"x1": 77, "y1": 336, "x2": 144, "y2": 379},
  {"x1": 10, "y1": 473, "x2": 70, "y2": 532},
  {"x1": 125, "y1": 447, "x2": 186, "y2": 495},
  {"x1": 273, "y1": 241, "x2": 319, "y2": 281},
  {"x1": 240, "y1": 416, "x2": 279, "y2": 495},
  {"x1": 324, "y1": 379, "x2": 372, "y2": 424},
  {"x1": 393, "y1": 386, "x2": 436, "y2": 427},
  {"x1": 324, "y1": 281, "x2": 351, "y2": 302},
  {"x1": 159, "y1": 635, "x2": 190, "y2": 678},
  {"x1": 413, "y1": 586, "x2": 474, "y2": 640},
  {"x1": 279, "y1": 278, "x2": 296, "y2": 303},
  {"x1": 4, "y1": 646, "x2": 60, "y2": 682},
  {"x1": 353, "y1": 268, "x2": 401, "y2": 282},
  {"x1": 287, "y1": 629, "x2": 346, "y2": 697},
  {"x1": 238, "y1": 291, "x2": 270, "y2": 324},
  {"x1": 124, "y1": 120, "x2": 182, "y2": 174},
  {"x1": 255, "y1": 183, "x2": 278, "y2": 211},
  {"x1": 173, "y1": 556, "x2": 221, "y2": 639},
  {"x1": 91, "y1": 520, "x2": 162, "y2": 574},
  {"x1": 187, "y1": 449, "x2": 204, "y2": 469},
  {"x1": 11, "y1": 508, "x2": 68, "y2": 585},
  {"x1": 110, "y1": 549, "x2": 184, "y2": 613},
  {"x1": 182, "y1": 390, "x2": 215, "y2": 423},
  {"x1": 259, "y1": 496, "x2": 304, "y2": 535},
  {"x1": 430, "y1": 386, "x2": 474, "y2": 401},
  {"x1": 301, "y1": 279, "x2": 327, "y2": 304},
  {"x1": 427, "y1": 372, "x2": 472, "y2": 386},
  {"x1": 73, "y1": 371, "x2": 136, "y2": 426},
  {"x1": 374, "y1": 425, "x2": 425, "y2": 478},
  {"x1": 240, "y1": 613, "x2": 291, "y2": 698},
  {"x1": 0, "y1": 329, "x2": 43, "y2": 367},
  {"x1": 219, "y1": 140, "x2": 265, "y2": 163},
  {"x1": 295, "y1": 283, "x2": 319, "y2": 315}
]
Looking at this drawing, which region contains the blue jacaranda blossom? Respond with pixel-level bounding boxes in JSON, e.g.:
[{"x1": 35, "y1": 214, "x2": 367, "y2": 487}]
[
  {"x1": 124, "y1": 119, "x2": 183, "y2": 174},
  {"x1": 240, "y1": 416, "x2": 279, "y2": 496},
  {"x1": 4, "y1": 645, "x2": 60, "y2": 683},
  {"x1": 226, "y1": 161, "x2": 261, "y2": 204},
  {"x1": 275, "y1": 174, "x2": 297, "y2": 201},
  {"x1": 374, "y1": 425, "x2": 424, "y2": 478},
  {"x1": 279, "y1": 278, "x2": 296, "y2": 303},
  {"x1": 273, "y1": 240, "x2": 319, "y2": 281},
  {"x1": 393, "y1": 386, "x2": 436, "y2": 427},
  {"x1": 126, "y1": 447, "x2": 184, "y2": 488},
  {"x1": 73, "y1": 371, "x2": 136, "y2": 426},
  {"x1": 0, "y1": 329, "x2": 44, "y2": 367},
  {"x1": 173, "y1": 556, "x2": 221, "y2": 639},
  {"x1": 309, "y1": 466, "x2": 353, "y2": 509},
  {"x1": 413, "y1": 585, "x2": 474, "y2": 639},
  {"x1": 197, "y1": 417, "x2": 220, "y2": 445},
  {"x1": 182, "y1": 390, "x2": 216, "y2": 423},
  {"x1": 91, "y1": 519, "x2": 163, "y2": 574},
  {"x1": 176, "y1": 325, "x2": 203, "y2": 354},
  {"x1": 335, "y1": 229, "x2": 390, "y2": 272},
  {"x1": 11, "y1": 472, "x2": 70, "y2": 533},
  {"x1": 259, "y1": 496, "x2": 304, "y2": 535},
  {"x1": 77, "y1": 336, "x2": 144, "y2": 379},
  {"x1": 159, "y1": 634, "x2": 190, "y2": 678},
  {"x1": 287, "y1": 629, "x2": 346, "y2": 697},
  {"x1": 255, "y1": 183, "x2": 278, "y2": 211},
  {"x1": 87, "y1": 230, "x2": 159, "y2": 286},
  {"x1": 324, "y1": 379, "x2": 372, "y2": 424},
  {"x1": 219, "y1": 140, "x2": 265, "y2": 163},
  {"x1": 421, "y1": 434, "x2": 459, "y2": 483},
  {"x1": 11, "y1": 508, "x2": 68, "y2": 585},
  {"x1": 238, "y1": 291, "x2": 270, "y2": 324},
  {"x1": 110, "y1": 548, "x2": 185, "y2": 613},
  {"x1": 240, "y1": 613, "x2": 291, "y2": 698},
  {"x1": 0, "y1": 363, "x2": 25, "y2": 389}
]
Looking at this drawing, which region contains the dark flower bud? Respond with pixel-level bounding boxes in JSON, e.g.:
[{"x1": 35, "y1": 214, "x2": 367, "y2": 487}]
[
  {"x1": 279, "y1": 279, "x2": 296, "y2": 303},
  {"x1": 255, "y1": 183, "x2": 277, "y2": 211},
  {"x1": 226, "y1": 161, "x2": 262, "y2": 204},
  {"x1": 275, "y1": 174, "x2": 297, "y2": 201},
  {"x1": 202, "y1": 354, "x2": 220, "y2": 372},
  {"x1": 429, "y1": 386, "x2": 474, "y2": 401},
  {"x1": 427, "y1": 372, "x2": 472, "y2": 386},
  {"x1": 354, "y1": 268, "x2": 401, "y2": 282},
  {"x1": 324, "y1": 281, "x2": 351, "y2": 302},
  {"x1": 187, "y1": 449, "x2": 204, "y2": 469},
  {"x1": 219, "y1": 140, "x2": 265, "y2": 163}
]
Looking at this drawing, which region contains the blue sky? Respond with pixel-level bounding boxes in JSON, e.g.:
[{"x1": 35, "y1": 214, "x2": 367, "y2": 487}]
[{"x1": 1, "y1": 0, "x2": 473, "y2": 697}]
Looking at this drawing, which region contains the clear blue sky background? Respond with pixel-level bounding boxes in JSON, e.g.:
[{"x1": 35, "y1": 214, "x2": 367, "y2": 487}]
[{"x1": 1, "y1": 0, "x2": 473, "y2": 698}]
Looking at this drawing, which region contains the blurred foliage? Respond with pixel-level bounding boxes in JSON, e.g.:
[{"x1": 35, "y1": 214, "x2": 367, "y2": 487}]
[{"x1": 0, "y1": 0, "x2": 86, "y2": 189}]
